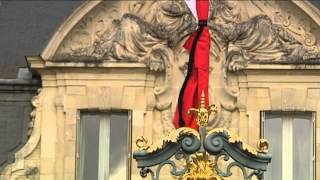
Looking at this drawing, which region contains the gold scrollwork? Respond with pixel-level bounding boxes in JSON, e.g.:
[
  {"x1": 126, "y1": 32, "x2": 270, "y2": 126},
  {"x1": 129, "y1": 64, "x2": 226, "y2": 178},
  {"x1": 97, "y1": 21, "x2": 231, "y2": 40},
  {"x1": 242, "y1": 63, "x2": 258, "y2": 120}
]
[
  {"x1": 181, "y1": 153, "x2": 221, "y2": 180},
  {"x1": 257, "y1": 139, "x2": 269, "y2": 153},
  {"x1": 135, "y1": 128, "x2": 200, "y2": 153},
  {"x1": 136, "y1": 136, "x2": 150, "y2": 151}
]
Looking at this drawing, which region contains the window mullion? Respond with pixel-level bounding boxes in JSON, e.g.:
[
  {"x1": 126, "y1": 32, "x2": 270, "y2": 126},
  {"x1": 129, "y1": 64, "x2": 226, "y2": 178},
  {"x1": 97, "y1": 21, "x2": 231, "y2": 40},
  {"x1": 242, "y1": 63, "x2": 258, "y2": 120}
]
[
  {"x1": 99, "y1": 114, "x2": 111, "y2": 180},
  {"x1": 312, "y1": 112, "x2": 316, "y2": 180},
  {"x1": 282, "y1": 115, "x2": 293, "y2": 180}
]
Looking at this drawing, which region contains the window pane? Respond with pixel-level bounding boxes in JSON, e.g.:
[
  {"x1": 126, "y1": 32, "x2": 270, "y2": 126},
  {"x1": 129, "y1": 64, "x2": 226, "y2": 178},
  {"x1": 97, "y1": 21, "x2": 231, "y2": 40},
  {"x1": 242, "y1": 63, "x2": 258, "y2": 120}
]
[
  {"x1": 109, "y1": 113, "x2": 129, "y2": 179},
  {"x1": 264, "y1": 113, "x2": 282, "y2": 180},
  {"x1": 79, "y1": 113, "x2": 100, "y2": 180},
  {"x1": 293, "y1": 114, "x2": 313, "y2": 180}
]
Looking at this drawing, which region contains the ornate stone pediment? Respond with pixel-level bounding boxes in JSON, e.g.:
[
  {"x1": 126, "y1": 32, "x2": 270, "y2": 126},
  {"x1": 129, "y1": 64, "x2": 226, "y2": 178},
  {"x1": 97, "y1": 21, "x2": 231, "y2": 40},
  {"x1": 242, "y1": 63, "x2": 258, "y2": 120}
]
[
  {"x1": 42, "y1": 1, "x2": 320, "y2": 68},
  {"x1": 38, "y1": 0, "x2": 320, "y2": 133},
  {"x1": 43, "y1": 1, "x2": 196, "y2": 72}
]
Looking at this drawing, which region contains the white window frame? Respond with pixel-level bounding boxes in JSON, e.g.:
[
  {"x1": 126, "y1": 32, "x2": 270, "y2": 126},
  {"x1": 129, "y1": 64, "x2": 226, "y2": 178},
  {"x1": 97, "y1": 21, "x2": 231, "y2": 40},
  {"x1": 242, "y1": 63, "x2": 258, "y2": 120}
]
[
  {"x1": 261, "y1": 111, "x2": 316, "y2": 180},
  {"x1": 76, "y1": 110, "x2": 132, "y2": 180}
]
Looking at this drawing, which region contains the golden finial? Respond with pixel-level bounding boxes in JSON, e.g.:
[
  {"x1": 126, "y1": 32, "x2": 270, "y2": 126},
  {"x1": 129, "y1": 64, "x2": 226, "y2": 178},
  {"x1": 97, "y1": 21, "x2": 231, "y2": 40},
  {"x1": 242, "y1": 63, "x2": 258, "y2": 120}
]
[{"x1": 188, "y1": 91, "x2": 218, "y2": 127}]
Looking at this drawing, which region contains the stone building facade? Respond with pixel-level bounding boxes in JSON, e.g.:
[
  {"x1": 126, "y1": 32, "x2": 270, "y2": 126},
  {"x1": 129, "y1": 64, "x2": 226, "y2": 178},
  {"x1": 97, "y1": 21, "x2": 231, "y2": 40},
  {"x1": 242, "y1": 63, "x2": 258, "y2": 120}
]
[{"x1": 1, "y1": 0, "x2": 320, "y2": 179}]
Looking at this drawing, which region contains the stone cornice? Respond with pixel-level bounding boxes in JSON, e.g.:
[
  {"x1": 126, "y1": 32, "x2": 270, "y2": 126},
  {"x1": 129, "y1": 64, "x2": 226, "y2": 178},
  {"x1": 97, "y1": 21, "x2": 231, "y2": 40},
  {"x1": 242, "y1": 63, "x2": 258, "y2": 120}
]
[
  {"x1": 27, "y1": 56, "x2": 147, "y2": 69},
  {"x1": 245, "y1": 63, "x2": 320, "y2": 70}
]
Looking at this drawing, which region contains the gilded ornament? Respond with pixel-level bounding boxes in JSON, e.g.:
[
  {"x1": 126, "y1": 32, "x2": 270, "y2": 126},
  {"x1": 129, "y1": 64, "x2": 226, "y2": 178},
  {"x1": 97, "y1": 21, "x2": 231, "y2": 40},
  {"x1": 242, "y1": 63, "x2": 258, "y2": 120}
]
[
  {"x1": 135, "y1": 128, "x2": 200, "y2": 153},
  {"x1": 257, "y1": 139, "x2": 269, "y2": 153},
  {"x1": 181, "y1": 153, "x2": 221, "y2": 180},
  {"x1": 188, "y1": 92, "x2": 218, "y2": 127},
  {"x1": 136, "y1": 136, "x2": 150, "y2": 151}
]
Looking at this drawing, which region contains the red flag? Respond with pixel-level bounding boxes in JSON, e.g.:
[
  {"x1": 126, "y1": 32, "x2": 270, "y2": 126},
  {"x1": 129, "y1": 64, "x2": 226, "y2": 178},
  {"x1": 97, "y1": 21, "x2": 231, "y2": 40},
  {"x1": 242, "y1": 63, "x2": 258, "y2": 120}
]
[{"x1": 173, "y1": 0, "x2": 210, "y2": 130}]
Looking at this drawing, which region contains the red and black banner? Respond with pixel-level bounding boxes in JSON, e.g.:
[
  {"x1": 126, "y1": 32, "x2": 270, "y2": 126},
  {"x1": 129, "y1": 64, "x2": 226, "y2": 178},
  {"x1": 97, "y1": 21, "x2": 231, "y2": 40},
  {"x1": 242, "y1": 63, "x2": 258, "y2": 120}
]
[{"x1": 173, "y1": 0, "x2": 210, "y2": 130}]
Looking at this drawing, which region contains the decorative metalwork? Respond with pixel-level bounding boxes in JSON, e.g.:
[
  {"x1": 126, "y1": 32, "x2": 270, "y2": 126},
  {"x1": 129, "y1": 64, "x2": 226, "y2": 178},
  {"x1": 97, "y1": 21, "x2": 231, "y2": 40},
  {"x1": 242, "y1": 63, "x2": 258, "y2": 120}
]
[
  {"x1": 182, "y1": 153, "x2": 221, "y2": 180},
  {"x1": 188, "y1": 92, "x2": 218, "y2": 127},
  {"x1": 133, "y1": 92, "x2": 272, "y2": 180}
]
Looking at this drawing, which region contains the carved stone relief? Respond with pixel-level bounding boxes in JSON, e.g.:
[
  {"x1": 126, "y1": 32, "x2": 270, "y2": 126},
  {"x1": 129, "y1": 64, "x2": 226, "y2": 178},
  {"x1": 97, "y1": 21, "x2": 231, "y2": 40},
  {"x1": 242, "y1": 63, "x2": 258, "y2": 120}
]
[
  {"x1": 43, "y1": 0, "x2": 320, "y2": 133},
  {"x1": 53, "y1": 1, "x2": 196, "y2": 64},
  {"x1": 209, "y1": 0, "x2": 320, "y2": 72}
]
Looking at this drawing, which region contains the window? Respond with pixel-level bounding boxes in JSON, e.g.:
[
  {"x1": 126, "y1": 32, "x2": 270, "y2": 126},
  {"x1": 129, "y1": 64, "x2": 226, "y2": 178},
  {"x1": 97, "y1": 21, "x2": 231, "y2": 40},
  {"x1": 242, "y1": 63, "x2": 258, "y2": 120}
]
[
  {"x1": 261, "y1": 112, "x2": 315, "y2": 180},
  {"x1": 77, "y1": 111, "x2": 131, "y2": 180}
]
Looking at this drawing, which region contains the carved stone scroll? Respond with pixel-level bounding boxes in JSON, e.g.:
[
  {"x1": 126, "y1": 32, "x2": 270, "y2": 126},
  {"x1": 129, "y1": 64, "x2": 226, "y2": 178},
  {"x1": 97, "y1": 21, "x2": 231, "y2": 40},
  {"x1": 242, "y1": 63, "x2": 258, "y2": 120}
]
[{"x1": 4, "y1": 89, "x2": 42, "y2": 180}]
